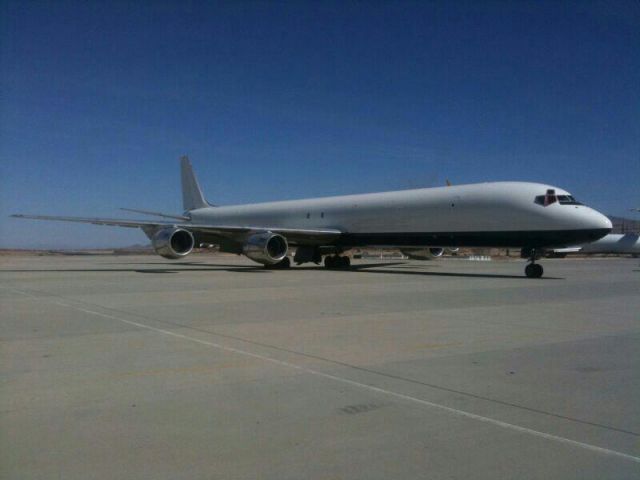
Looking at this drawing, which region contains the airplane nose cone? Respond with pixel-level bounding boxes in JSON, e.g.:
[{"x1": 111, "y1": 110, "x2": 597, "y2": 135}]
[
  {"x1": 583, "y1": 209, "x2": 612, "y2": 242},
  {"x1": 586, "y1": 209, "x2": 612, "y2": 230},
  {"x1": 599, "y1": 214, "x2": 613, "y2": 231}
]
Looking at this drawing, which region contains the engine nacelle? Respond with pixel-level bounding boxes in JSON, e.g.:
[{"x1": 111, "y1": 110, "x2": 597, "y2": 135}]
[
  {"x1": 400, "y1": 247, "x2": 445, "y2": 260},
  {"x1": 152, "y1": 227, "x2": 195, "y2": 259},
  {"x1": 243, "y1": 232, "x2": 288, "y2": 265}
]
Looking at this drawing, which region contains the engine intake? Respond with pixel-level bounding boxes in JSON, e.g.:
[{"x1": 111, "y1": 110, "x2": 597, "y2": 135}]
[
  {"x1": 243, "y1": 232, "x2": 288, "y2": 265},
  {"x1": 152, "y1": 227, "x2": 195, "y2": 259}
]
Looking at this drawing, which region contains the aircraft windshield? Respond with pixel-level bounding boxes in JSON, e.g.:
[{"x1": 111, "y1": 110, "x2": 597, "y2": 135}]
[
  {"x1": 535, "y1": 194, "x2": 583, "y2": 206},
  {"x1": 557, "y1": 195, "x2": 582, "y2": 205}
]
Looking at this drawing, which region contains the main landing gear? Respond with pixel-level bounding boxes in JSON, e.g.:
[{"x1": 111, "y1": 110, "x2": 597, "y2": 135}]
[
  {"x1": 324, "y1": 255, "x2": 351, "y2": 269},
  {"x1": 524, "y1": 248, "x2": 544, "y2": 278}
]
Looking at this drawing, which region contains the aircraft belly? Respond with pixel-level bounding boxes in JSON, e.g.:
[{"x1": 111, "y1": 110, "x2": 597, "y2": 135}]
[{"x1": 335, "y1": 229, "x2": 611, "y2": 248}]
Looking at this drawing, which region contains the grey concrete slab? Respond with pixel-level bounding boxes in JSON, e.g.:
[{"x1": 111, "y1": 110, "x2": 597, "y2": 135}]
[{"x1": 1, "y1": 254, "x2": 639, "y2": 479}]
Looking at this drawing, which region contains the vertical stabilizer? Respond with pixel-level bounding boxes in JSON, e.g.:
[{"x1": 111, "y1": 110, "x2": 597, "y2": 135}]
[{"x1": 180, "y1": 156, "x2": 209, "y2": 211}]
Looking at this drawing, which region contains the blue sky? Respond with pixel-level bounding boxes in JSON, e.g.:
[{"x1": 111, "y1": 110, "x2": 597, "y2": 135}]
[{"x1": 1, "y1": 0, "x2": 638, "y2": 248}]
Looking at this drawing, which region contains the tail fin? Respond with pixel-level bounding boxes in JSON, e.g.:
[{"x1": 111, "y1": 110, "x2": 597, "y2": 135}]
[{"x1": 180, "y1": 156, "x2": 209, "y2": 211}]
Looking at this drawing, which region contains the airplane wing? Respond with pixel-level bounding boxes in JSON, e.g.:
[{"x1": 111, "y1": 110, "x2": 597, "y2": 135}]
[
  {"x1": 10, "y1": 214, "x2": 342, "y2": 243},
  {"x1": 119, "y1": 208, "x2": 191, "y2": 221},
  {"x1": 11, "y1": 214, "x2": 164, "y2": 229}
]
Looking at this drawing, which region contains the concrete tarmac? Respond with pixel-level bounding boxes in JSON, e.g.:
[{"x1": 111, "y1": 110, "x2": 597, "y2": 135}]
[{"x1": 1, "y1": 254, "x2": 639, "y2": 479}]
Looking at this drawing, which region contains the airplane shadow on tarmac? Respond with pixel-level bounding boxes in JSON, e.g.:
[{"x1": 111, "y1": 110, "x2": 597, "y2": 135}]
[
  {"x1": 295, "y1": 262, "x2": 564, "y2": 280},
  {"x1": 0, "y1": 265, "x2": 270, "y2": 274},
  {"x1": 0, "y1": 261, "x2": 564, "y2": 279}
]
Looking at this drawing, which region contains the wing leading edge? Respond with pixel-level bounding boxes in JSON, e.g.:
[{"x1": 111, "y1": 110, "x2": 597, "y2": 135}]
[{"x1": 10, "y1": 214, "x2": 342, "y2": 243}]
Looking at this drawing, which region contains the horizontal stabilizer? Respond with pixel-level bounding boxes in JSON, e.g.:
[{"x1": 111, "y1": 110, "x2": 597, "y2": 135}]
[{"x1": 11, "y1": 214, "x2": 342, "y2": 243}]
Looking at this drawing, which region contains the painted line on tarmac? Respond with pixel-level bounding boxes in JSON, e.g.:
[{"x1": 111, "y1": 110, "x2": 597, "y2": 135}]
[{"x1": 6, "y1": 286, "x2": 640, "y2": 465}]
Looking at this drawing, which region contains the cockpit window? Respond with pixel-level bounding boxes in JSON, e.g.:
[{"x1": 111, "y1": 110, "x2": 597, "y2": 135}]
[
  {"x1": 535, "y1": 194, "x2": 583, "y2": 206},
  {"x1": 535, "y1": 189, "x2": 557, "y2": 206},
  {"x1": 557, "y1": 195, "x2": 582, "y2": 205}
]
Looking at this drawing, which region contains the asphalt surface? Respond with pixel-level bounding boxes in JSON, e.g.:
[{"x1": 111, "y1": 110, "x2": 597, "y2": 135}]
[{"x1": 1, "y1": 254, "x2": 639, "y2": 479}]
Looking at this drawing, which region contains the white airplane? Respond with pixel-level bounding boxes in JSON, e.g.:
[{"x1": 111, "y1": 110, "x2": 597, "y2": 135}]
[
  {"x1": 12, "y1": 157, "x2": 612, "y2": 278},
  {"x1": 550, "y1": 233, "x2": 640, "y2": 257}
]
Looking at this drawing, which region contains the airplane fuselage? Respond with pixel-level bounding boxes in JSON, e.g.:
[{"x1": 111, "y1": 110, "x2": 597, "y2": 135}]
[{"x1": 189, "y1": 182, "x2": 611, "y2": 249}]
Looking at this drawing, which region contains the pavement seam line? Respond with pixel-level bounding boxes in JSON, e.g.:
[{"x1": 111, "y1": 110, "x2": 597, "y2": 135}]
[
  {"x1": 11, "y1": 285, "x2": 639, "y2": 436},
  {"x1": 5, "y1": 286, "x2": 640, "y2": 465}
]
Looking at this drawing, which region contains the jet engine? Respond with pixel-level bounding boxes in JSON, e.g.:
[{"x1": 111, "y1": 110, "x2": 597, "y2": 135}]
[
  {"x1": 400, "y1": 247, "x2": 445, "y2": 260},
  {"x1": 243, "y1": 232, "x2": 288, "y2": 265},
  {"x1": 151, "y1": 227, "x2": 195, "y2": 259}
]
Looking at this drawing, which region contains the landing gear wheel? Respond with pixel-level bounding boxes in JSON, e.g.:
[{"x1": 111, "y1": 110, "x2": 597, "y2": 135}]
[
  {"x1": 525, "y1": 263, "x2": 543, "y2": 278},
  {"x1": 324, "y1": 256, "x2": 336, "y2": 269},
  {"x1": 325, "y1": 255, "x2": 350, "y2": 269},
  {"x1": 534, "y1": 263, "x2": 543, "y2": 278},
  {"x1": 523, "y1": 247, "x2": 544, "y2": 278}
]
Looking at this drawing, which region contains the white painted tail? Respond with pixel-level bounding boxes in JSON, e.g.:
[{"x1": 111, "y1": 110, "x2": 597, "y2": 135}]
[{"x1": 180, "y1": 156, "x2": 209, "y2": 211}]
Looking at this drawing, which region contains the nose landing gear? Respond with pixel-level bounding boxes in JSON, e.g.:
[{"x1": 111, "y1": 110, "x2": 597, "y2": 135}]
[
  {"x1": 524, "y1": 248, "x2": 544, "y2": 278},
  {"x1": 525, "y1": 262, "x2": 543, "y2": 278}
]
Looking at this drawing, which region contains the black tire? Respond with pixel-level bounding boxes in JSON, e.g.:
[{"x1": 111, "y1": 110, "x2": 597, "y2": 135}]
[
  {"x1": 341, "y1": 256, "x2": 351, "y2": 268},
  {"x1": 534, "y1": 263, "x2": 543, "y2": 278},
  {"x1": 324, "y1": 256, "x2": 335, "y2": 269},
  {"x1": 525, "y1": 263, "x2": 543, "y2": 278}
]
